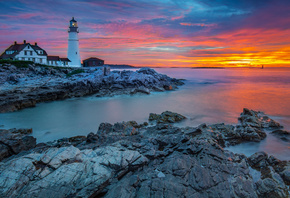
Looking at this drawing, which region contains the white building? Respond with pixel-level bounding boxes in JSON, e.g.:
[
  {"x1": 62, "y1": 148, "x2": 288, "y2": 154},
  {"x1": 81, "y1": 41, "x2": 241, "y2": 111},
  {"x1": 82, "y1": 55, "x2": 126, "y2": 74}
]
[
  {"x1": 0, "y1": 40, "x2": 71, "y2": 66},
  {"x1": 47, "y1": 56, "x2": 70, "y2": 67},
  {"x1": 0, "y1": 40, "x2": 47, "y2": 64},
  {"x1": 0, "y1": 18, "x2": 81, "y2": 67},
  {"x1": 67, "y1": 17, "x2": 81, "y2": 67}
]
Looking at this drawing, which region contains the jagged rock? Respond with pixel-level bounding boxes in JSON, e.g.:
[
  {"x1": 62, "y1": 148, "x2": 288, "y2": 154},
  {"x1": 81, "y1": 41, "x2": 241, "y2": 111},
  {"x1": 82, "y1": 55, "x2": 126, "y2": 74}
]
[
  {"x1": 0, "y1": 128, "x2": 36, "y2": 161},
  {"x1": 0, "y1": 145, "x2": 148, "y2": 198},
  {"x1": 110, "y1": 84, "x2": 124, "y2": 90},
  {"x1": 281, "y1": 168, "x2": 290, "y2": 185},
  {"x1": 0, "y1": 110, "x2": 289, "y2": 197},
  {"x1": 239, "y1": 108, "x2": 281, "y2": 129},
  {"x1": 97, "y1": 121, "x2": 140, "y2": 136},
  {"x1": 135, "y1": 86, "x2": 150, "y2": 94},
  {"x1": 68, "y1": 136, "x2": 87, "y2": 145},
  {"x1": 248, "y1": 151, "x2": 269, "y2": 169},
  {"x1": 271, "y1": 130, "x2": 290, "y2": 142},
  {"x1": 149, "y1": 111, "x2": 187, "y2": 123},
  {"x1": 152, "y1": 85, "x2": 165, "y2": 92},
  {"x1": 0, "y1": 66, "x2": 184, "y2": 113}
]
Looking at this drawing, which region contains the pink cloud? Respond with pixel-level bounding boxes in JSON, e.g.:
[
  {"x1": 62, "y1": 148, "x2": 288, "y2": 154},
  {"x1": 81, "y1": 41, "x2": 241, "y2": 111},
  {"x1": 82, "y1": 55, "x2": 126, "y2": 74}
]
[{"x1": 180, "y1": 22, "x2": 217, "y2": 28}]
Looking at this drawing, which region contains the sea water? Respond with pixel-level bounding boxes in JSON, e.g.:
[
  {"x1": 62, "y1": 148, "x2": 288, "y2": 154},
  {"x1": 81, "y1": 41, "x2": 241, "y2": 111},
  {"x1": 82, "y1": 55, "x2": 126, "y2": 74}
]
[{"x1": 0, "y1": 67, "x2": 289, "y2": 160}]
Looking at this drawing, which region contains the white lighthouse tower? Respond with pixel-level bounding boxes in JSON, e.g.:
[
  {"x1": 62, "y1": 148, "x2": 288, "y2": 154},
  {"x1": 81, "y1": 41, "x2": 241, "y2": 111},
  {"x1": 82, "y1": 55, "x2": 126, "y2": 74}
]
[{"x1": 67, "y1": 17, "x2": 81, "y2": 67}]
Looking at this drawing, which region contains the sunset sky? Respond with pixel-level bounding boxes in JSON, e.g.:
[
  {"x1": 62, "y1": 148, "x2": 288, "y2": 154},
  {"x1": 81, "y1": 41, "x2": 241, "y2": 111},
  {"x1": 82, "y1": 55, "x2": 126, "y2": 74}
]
[{"x1": 0, "y1": 0, "x2": 289, "y2": 67}]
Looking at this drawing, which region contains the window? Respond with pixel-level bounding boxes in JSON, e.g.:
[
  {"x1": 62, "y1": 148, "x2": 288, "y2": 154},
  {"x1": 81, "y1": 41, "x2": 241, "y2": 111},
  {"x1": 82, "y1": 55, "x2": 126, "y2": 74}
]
[
  {"x1": 28, "y1": 58, "x2": 31, "y2": 61},
  {"x1": 30, "y1": 51, "x2": 33, "y2": 56},
  {"x1": 24, "y1": 51, "x2": 27, "y2": 55},
  {"x1": 22, "y1": 58, "x2": 25, "y2": 60},
  {"x1": 38, "y1": 50, "x2": 43, "y2": 54},
  {"x1": 39, "y1": 58, "x2": 42, "y2": 63},
  {"x1": 28, "y1": 46, "x2": 30, "y2": 49},
  {"x1": 32, "y1": 58, "x2": 35, "y2": 62}
]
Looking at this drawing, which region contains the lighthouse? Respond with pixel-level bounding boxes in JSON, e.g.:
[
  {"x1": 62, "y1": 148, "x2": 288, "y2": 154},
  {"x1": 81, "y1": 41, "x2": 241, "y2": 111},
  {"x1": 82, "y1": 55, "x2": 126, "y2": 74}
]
[{"x1": 67, "y1": 17, "x2": 81, "y2": 67}]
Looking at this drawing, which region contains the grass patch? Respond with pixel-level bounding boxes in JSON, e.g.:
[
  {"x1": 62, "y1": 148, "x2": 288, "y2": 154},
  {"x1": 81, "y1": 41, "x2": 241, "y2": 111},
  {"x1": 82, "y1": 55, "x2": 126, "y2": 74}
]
[
  {"x1": 66, "y1": 69, "x2": 85, "y2": 77},
  {"x1": 0, "y1": 59, "x2": 34, "y2": 68},
  {"x1": 0, "y1": 59, "x2": 73, "y2": 70}
]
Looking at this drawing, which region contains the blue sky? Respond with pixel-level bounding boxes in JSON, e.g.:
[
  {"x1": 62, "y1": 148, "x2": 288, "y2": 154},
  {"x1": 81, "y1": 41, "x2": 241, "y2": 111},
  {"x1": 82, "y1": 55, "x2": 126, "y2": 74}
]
[{"x1": 1, "y1": 0, "x2": 290, "y2": 67}]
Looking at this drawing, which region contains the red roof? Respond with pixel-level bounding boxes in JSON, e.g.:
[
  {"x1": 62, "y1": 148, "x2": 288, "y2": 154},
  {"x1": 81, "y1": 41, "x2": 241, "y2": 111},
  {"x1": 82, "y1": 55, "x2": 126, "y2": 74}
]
[
  {"x1": 60, "y1": 58, "x2": 71, "y2": 62},
  {"x1": 0, "y1": 42, "x2": 47, "y2": 59},
  {"x1": 83, "y1": 57, "x2": 104, "y2": 62},
  {"x1": 47, "y1": 56, "x2": 60, "y2": 61},
  {"x1": 47, "y1": 56, "x2": 71, "y2": 62}
]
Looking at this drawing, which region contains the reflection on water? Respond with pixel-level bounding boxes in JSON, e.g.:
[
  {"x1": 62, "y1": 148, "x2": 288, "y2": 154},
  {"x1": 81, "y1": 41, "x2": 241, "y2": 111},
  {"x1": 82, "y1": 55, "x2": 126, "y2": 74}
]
[{"x1": 0, "y1": 67, "x2": 289, "y2": 159}]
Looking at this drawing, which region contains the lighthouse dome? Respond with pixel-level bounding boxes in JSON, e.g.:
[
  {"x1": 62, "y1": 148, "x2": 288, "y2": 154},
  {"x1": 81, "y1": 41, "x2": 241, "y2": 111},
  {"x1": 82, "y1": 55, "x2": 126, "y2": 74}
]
[{"x1": 70, "y1": 17, "x2": 78, "y2": 28}]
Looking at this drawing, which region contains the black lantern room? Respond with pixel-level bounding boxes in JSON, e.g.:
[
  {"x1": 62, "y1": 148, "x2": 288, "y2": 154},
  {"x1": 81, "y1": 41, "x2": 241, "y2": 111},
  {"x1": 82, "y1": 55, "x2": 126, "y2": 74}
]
[{"x1": 68, "y1": 17, "x2": 79, "y2": 33}]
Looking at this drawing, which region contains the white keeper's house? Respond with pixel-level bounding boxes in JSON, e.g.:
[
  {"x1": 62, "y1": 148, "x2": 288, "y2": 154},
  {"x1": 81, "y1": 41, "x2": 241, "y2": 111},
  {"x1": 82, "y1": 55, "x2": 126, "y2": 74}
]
[
  {"x1": 0, "y1": 17, "x2": 84, "y2": 67},
  {"x1": 0, "y1": 40, "x2": 71, "y2": 67}
]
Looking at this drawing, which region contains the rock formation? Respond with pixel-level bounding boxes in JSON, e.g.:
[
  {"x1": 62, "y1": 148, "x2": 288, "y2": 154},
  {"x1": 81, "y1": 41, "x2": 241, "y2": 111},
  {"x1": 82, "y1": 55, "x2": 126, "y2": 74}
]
[
  {"x1": 0, "y1": 64, "x2": 184, "y2": 113},
  {"x1": 0, "y1": 109, "x2": 289, "y2": 197}
]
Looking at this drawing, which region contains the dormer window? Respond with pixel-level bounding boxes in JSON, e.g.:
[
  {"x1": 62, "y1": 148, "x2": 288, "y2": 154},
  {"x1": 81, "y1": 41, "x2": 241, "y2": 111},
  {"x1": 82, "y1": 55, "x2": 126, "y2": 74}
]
[
  {"x1": 38, "y1": 50, "x2": 43, "y2": 54},
  {"x1": 6, "y1": 51, "x2": 14, "y2": 54},
  {"x1": 28, "y1": 46, "x2": 30, "y2": 49}
]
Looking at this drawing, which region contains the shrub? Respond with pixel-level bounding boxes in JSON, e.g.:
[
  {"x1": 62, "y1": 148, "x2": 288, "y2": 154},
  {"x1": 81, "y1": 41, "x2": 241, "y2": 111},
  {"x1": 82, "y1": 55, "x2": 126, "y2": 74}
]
[
  {"x1": 0, "y1": 59, "x2": 34, "y2": 68},
  {"x1": 66, "y1": 69, "x2": 85, "y2": 77},
  {"x1": 0, "y1": 60, "x2": 73, "y2": 70}
]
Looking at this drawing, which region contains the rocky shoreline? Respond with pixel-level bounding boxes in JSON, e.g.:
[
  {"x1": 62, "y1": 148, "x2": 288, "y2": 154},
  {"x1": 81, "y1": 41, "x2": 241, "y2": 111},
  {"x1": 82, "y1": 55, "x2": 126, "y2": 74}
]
[
  {"x1": 0, "y1": 63, "x2": 184, "y2": 113},
  {"x1": 0, "y1": 109, "x2": 289, "y2": 197}
]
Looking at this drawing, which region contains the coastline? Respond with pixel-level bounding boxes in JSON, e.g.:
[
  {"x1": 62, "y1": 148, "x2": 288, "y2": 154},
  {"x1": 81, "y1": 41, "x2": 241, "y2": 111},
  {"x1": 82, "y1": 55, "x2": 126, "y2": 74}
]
[
  {"x1": 0, "y1": 109, "x2": 289, "y2": 197},
  {"x1": 0, "y1": 62, "x2": 289, "y2": 197},
  {"x1": 0, "y1": 62, "x2": 184, "y2": 113}
]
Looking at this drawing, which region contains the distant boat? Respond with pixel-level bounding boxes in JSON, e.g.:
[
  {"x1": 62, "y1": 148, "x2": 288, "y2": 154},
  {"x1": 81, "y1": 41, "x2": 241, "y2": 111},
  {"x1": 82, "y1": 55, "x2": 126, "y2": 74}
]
[{"x1": 261, "y1": 65, "x2": 264, "y2": 69}]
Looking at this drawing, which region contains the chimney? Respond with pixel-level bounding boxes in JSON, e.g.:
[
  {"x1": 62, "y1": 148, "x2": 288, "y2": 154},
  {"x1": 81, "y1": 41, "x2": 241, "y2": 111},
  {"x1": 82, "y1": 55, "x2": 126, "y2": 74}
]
[
  {"x1": 35, "y1": 42, "x2": 37, "y2": 46},
  {"x1": 14, "y1": 41, "x2": 17, "y2": 45},
  {"x1": 23, "y1": 40, "x2": 26, "y2": 44}
]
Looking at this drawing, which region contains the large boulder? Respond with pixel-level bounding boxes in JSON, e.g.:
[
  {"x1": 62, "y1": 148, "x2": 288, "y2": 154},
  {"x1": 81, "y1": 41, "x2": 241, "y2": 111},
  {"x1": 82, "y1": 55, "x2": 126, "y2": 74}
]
[
  {"x1": 149, "y1": 111, "x2": 187, "y2": 123},
  {"x1": 97, "y1": 121, "x2": 141, "y2": 136},
  {"x1": 0, "y1": 145, "x2": 148, "y2": 198},
  {"x1": 239, "y1": 108, "x2": 281, "y2": 129},
  {"x1": 0, "y1": 128, "x2": 36, "y2": 161}
]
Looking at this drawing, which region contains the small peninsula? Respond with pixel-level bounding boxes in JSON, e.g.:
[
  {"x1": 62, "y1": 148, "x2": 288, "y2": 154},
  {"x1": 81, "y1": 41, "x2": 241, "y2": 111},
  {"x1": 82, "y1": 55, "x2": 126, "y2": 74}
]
[{"x1": 0, "y1": 61, "x2": 184, "y2": 113}]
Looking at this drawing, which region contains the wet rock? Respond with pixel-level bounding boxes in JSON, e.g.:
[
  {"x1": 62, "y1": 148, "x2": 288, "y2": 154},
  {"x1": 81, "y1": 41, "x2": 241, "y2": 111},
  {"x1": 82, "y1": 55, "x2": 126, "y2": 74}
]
[
  {"x1": 247, "y1": 152, "x2": 290, "y2": 197},
  {"x1": 0, "y1": 128, "x2": 36, "y2": 161},
  {"x1": 130, "y1": 86, "x2": 150, "y2": 95},
  {"x1": 248, "y1": 151, "x2": 269, "y2": 169},
  {"x1": 271, "y1": 129, "x2": 290, "y2": 142},
  {"x1": 239, "y1": 108, "x2": 281, "y2": 129},
  {"x1": 110, "y1": 84, "x2": 124, "y2": 90},
  {"x1": 68, "y1": 135, "x2": 87, "y2": 145},
  {"x1": 0, "y1": 145, "x2": 148, "y2": 198},
  {"x1": 0, "y1": 110, "x2": 289, "y2": 197},
  {"x1": 0, "y1": 66, "x2": 184, "y2": 113},
  {"x1": 97, "y1": 121, "x2": 140, "y2": 136},
  {"x1": 135, "y1": 86, "x2": 150, "y2": 94},
  {"x1": 86, "y1": 132, "x2": 99, "y2": 143},
  {"x1": 149, "y1": 111, "x2": 187, "y2": 123},
  {"x1": 152, "y1": 85, "x2": 165, "y2": 92}
]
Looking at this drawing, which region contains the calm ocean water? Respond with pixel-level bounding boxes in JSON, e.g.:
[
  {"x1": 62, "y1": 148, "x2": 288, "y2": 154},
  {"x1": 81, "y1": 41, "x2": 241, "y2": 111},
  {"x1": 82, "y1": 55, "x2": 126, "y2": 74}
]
[{"x1": 0, "y1": 67, "x2": 289, "y2": 159}]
